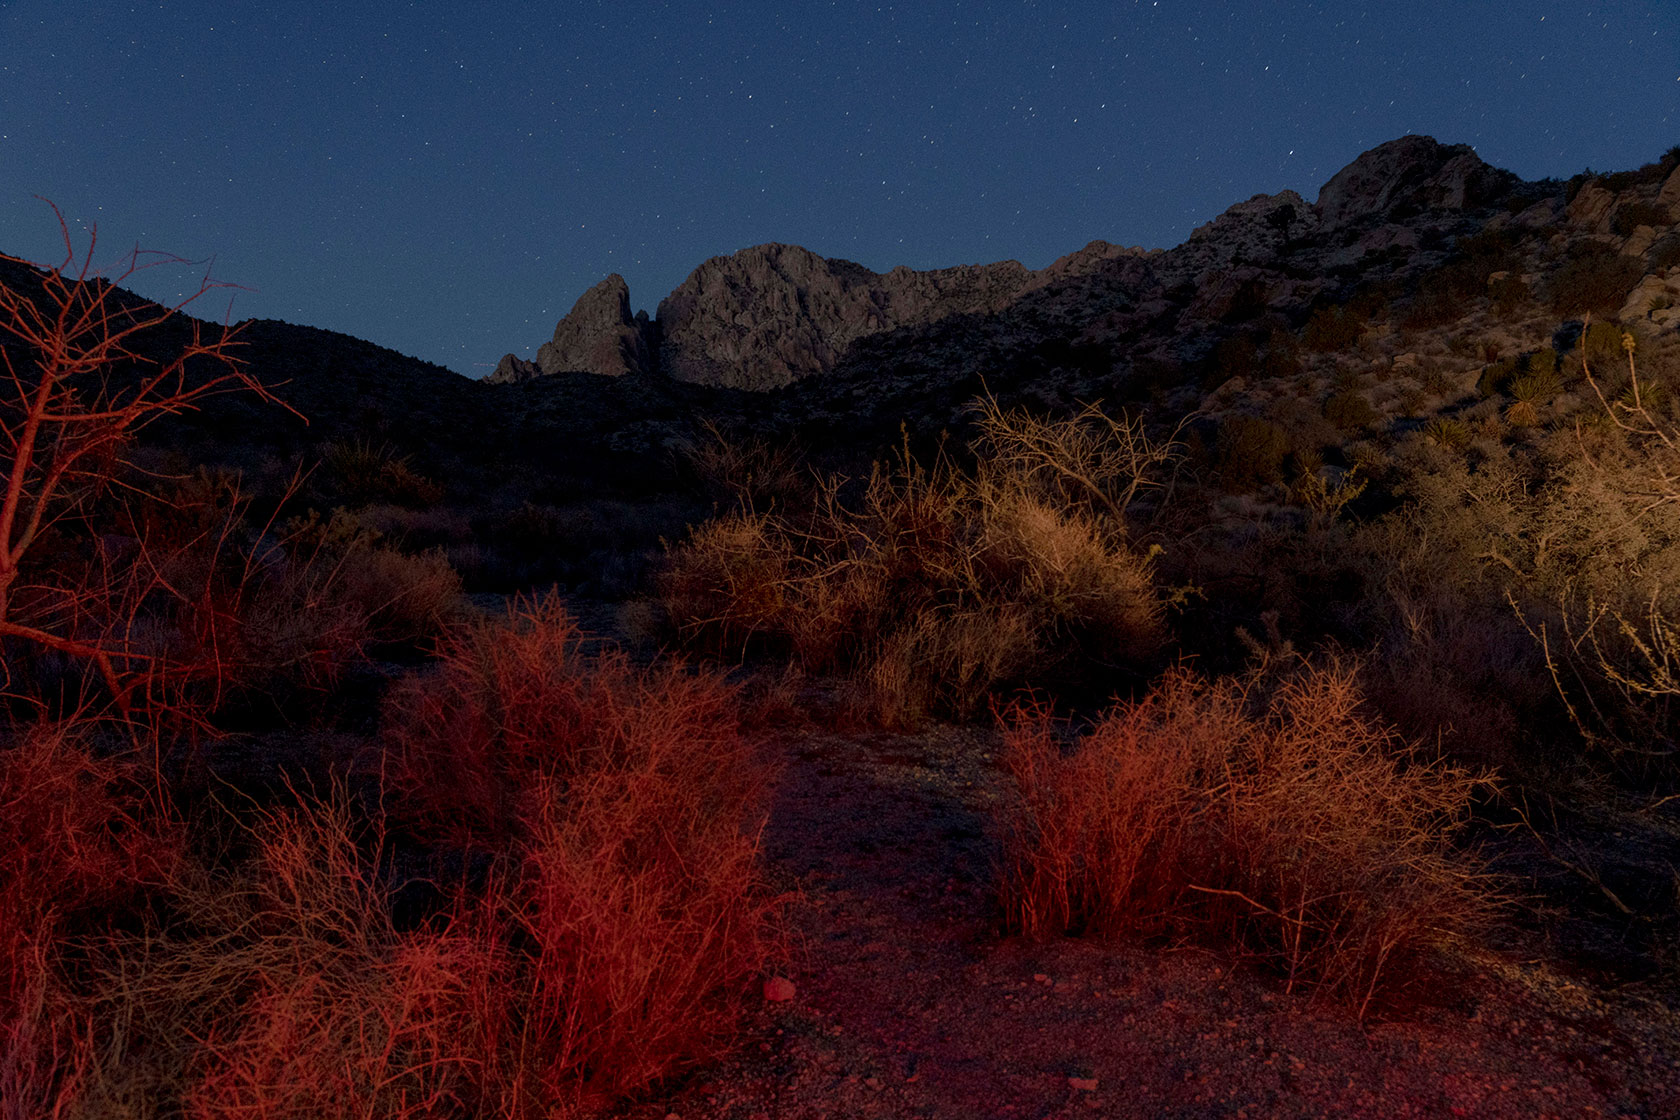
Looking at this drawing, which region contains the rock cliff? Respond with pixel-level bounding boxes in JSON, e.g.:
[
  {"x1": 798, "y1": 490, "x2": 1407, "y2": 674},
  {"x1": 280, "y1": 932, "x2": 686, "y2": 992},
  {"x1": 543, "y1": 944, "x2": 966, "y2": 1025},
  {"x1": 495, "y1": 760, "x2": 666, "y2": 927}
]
[{"x1": 654, "y1": 244, "x2": 1036, "y2": 390}]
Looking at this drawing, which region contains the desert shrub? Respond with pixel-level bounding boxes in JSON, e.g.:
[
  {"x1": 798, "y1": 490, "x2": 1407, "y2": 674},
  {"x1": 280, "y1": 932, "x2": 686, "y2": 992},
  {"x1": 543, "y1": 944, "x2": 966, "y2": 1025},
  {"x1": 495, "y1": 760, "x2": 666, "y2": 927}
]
[
  {"x1": 1476, "y1": 354, "x2": 1523, "y2": 399},
  {"x1": 1610, "y1": 200, "x2": 1672, "y2": 237},
  {"x1": 1301, "y1": 304, "x2": 1364, "y2": 352},
  {"x1": 1619, "y1": 377, "x2": 1673, "y2": 417},
  {"x1": 59, "y1": 789, "x2": 503, "y2": 1120},
  {"x1": 0, "y1": 469, "x2": 374, "y2": 725},
  {"x1": 1548, "y1": 242, "x2": 1646, "y2": 318},
  {"x1": 1423, "y1": 229, "x2": 1523, "y2": 307},
  {"x1": 1523, "y1": 347, "x2": 1560, "y2": 378},
  {"x1": 283, "y1": 508, "x2": 465, "y2": 652},
  {"x1": 1348, "y1": 441, "x2": 1392, "y2": 482},
  {"x1": 0, "y1": 722, "x2": 181, "y2": 1116},
  {"x1": 684, "y1": 423, "x2": 815, "y2": 515},
  {"x1": 997, "y1": 660, "x2": 1495, "y2": 1016},
  {"x1": 1506, "y1": 354, "x2": 1562, "y2": 413},
  {"x1": 660, "y1": 404, "x2": 1172, "y2": 722},
  {"x1": 1261, "y1": 329, "x2": 1303, "y2": 379},
  {"x1": 1206, "y1": 333, "x2": 1260, "y2": 384},
  {"x1": 13, "y1": 595, "x2": 778, "y2": 1118},
  {"x1": 1359, "y1": 595, "x2": 1542, "y2": 771},
  {"x1": 1581, "y1": 319, "x2": 1633, "y2": 376},
  {"x1": 320, "y1": 439, "x2": 444, "y2": 508},
  {"x1": 381, "y1": 594, "x2": 782, "y2": 1104},
  {"x1": 0, "y1": 213, "x2": 289, "y2": 723},
  {"x1": 1323, "y1": 389, "x2": 1377, "y2": 431},
  {"x1": 102, "y1": 495, "x2": 459, "y2": 712},
  {"x1": 969, "y1": 394, "x2": 1186, "y2": 522},
  {"x1": 1599, "y1": 150, "x2": 1680, "y2": 192},
  {"x1": 1398, "y1": 287, "x2": 1460, "y2": 331},
  {"x1": 1215, "y1": 415, "x2": 1290, "y2": 491},
  {"x1": 1508, "y1": 347, "x2": 1680, "y2": 778},
  {"x1": 1509, "y1": 367, "x2": 1561, "y2": 405},
  {"x1": 657, "y1": 511, "x2": 794, "y2": 662},
  {"x1": 1423, "y1": 367, "x2": 1460, "y2": 397},
  {"x1": 1489, "y1": 272, "x2": 1531, "y2": 315}
]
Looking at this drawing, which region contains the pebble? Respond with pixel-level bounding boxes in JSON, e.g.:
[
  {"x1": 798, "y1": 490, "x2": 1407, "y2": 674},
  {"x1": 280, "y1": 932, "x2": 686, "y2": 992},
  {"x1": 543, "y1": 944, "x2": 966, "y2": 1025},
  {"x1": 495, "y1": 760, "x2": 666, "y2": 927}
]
[{"x1": 764, "y1": 976, "x2": 797, "y2": 1002}]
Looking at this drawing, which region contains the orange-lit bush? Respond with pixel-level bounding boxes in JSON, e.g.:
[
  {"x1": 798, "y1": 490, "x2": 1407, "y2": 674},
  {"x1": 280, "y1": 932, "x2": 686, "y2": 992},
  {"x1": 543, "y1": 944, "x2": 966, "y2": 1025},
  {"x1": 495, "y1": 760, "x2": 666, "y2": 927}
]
[
  {"x1": 998, "y1": 660, "x2": 1495, "y2": 1016},
  {"x1": 661, "y1": 404, "x2": 1171, "y2": 723}
]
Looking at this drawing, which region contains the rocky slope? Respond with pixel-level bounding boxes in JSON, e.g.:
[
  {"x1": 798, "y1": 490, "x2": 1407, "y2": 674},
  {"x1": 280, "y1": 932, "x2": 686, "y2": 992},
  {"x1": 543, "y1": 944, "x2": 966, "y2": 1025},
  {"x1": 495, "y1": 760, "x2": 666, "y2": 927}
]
[{"x1": 493, "y1": 135, "x2": 1635, "y2": 405}]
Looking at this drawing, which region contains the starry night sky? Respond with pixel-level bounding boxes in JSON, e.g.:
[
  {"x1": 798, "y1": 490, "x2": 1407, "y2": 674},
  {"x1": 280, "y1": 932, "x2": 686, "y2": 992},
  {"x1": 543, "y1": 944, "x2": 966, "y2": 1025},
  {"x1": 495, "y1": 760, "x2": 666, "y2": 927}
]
[{"x1": 2, "y1": 1, "x2": 1676, "y2": 377}]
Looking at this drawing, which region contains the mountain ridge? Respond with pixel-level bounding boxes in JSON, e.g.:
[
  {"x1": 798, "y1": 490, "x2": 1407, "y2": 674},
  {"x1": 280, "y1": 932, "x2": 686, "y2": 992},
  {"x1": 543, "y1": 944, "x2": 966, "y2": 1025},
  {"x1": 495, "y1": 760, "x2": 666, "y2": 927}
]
[{"x1": 492, "y1": 135, "x2": 1543, "y2": 392}]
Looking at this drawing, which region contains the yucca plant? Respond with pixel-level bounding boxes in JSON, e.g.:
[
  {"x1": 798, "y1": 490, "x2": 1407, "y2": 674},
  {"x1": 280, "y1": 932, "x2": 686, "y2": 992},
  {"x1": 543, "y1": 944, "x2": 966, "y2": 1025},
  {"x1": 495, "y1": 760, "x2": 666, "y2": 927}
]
[{"x1": 1422, "y1": 417, "x2": 1472, "y2": 449}]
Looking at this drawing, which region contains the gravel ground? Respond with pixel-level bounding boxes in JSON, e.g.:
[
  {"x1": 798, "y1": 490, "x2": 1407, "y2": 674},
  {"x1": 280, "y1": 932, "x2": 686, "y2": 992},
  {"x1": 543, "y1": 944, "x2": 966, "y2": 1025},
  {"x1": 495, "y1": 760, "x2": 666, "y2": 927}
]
[{"x1": 614, "y1": 714, "x2": 1680, "y2": 1120}]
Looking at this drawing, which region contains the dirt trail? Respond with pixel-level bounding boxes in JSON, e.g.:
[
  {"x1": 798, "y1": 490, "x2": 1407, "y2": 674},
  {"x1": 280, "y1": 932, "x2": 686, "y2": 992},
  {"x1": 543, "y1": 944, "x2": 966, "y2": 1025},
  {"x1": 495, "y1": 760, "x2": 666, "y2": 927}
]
[{"x1": 623, "y1": 718, "x2": 1680, "y2": 1119}]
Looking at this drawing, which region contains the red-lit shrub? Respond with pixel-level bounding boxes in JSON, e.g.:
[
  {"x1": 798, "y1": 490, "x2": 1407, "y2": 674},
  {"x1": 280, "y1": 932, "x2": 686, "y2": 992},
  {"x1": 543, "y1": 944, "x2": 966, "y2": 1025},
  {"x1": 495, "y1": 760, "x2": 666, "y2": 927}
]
[
  {"x1": 0, "y1": 722, "x2": 179, "y2": 1116},
  {"x1": 57, "y1": 789, "x2": 503, "y2": 1120},
  {"x1": 998, "y1": 660, "x2": 1495, "y2": 1016},
  {"x1": 384, "y1": 593, "x2": 783, "y2": 1106},
  {"x1": 0, "y1": 209, "x2": 287, "y2": 717}
]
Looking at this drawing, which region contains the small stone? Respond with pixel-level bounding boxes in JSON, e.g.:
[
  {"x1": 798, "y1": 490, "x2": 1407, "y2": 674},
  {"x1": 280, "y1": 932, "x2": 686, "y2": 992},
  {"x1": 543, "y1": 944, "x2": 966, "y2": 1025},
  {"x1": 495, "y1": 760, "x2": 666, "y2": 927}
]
[
  {"x1": 865, "y1": 1076, "x2": 883, "y2": 1090},
  {"x1": 1033, "y1": 973, "x2": 1052, "y2": 984},
  {"x1": 1069, "y1": 1076, "x2": 1100, "y2": 1092},
  {"x1": 763, "y1": 976, "x2": 796, "y2": 1003}
]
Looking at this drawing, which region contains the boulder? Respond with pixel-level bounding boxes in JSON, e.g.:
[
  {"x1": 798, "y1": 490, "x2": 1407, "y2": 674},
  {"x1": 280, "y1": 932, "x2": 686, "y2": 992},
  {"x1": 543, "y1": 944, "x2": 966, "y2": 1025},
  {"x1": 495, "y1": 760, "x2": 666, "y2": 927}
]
[
  {"x1": 1623, "y1": 226, "x2": 1661, "y2": 259},
  {"x1": 1619, "y1": 271, "x2": 1680, "y2": 323},
  {"x1": 1660, "y1": 163, "x2": 1680, "y2": 209},
  {"x1": 1567, "y1": 183, "x2": 1618, "y2": 234}
]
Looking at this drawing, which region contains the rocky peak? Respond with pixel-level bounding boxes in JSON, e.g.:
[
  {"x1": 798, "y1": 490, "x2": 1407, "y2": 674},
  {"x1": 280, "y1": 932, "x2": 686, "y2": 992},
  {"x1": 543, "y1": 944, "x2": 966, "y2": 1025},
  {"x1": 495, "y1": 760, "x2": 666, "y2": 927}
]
[
  {"x1": 529, "y1": 273, "x2": 650, "y2": 379},
  {"x1": 1186, "y1": 190, "x2": 1319, "y2": 267},
  {"x1": 1314, "y1": 135, "x2": 1516, "y2": 229},
  {"x1": 653, "y1": 243, "x2": 1035, "y2": 390},
  {"x1": 490, "y1": 353, "x2": 540, "y2": 383}
]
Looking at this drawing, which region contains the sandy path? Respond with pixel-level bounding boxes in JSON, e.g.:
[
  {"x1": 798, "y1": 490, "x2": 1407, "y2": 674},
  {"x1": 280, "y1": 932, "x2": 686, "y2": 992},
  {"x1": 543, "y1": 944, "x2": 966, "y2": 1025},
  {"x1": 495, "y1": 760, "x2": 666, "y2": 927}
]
[{"x1": 623, "y1": 720, "x2": 1679, "y2": 1119}]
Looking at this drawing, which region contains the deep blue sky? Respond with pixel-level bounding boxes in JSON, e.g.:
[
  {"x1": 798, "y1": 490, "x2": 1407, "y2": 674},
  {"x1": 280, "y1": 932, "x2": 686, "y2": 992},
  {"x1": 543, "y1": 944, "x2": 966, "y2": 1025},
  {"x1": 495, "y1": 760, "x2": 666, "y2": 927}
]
[{"x1": 2, "y1": 2, "x2": 1676, "y2": 377}]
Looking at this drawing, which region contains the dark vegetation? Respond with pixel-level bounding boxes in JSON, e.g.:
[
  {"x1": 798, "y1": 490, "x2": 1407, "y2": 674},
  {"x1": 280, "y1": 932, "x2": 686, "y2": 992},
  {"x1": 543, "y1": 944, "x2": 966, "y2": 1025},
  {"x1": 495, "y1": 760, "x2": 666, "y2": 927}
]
[{"x1": 6, "y1": 142, "x2": 1680, "y2": 1113}]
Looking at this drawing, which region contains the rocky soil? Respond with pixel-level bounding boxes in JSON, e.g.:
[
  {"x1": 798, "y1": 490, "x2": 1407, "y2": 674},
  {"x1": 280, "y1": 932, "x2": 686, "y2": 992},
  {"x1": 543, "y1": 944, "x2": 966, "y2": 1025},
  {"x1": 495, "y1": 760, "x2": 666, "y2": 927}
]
[{"x1": 607, "y1": 701, "x2": 1680, "y2": 1120}]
